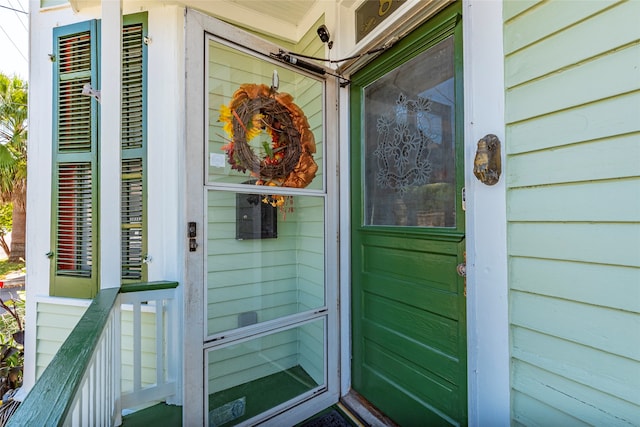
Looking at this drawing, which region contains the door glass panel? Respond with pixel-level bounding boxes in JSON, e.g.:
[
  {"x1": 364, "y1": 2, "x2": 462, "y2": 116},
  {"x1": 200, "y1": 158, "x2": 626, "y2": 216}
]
[
  {"x1": 201, "y1": 30, "x2": 333, "y2": 426},
  {"x1": 207, "y1": 39, "x2": 324, "y2": 191},
  {"x1": 206, "y1": 319, "x2": 325, "y2": 426},
  {"x1": 363, "y1": 36, "x2": 456, "y2": 227},
  {"x1": 207, "y1": 190, "x2": 325, "y2": 336}
]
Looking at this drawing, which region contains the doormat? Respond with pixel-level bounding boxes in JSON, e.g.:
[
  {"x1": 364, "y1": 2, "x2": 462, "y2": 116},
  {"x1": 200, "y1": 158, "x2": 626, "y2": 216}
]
[
  {"x1": 209, "y1": 396, "x2": 246, "y2": 426},
  {"x1": 300, "y1": 408, "x2": 352, "y2": 427}
]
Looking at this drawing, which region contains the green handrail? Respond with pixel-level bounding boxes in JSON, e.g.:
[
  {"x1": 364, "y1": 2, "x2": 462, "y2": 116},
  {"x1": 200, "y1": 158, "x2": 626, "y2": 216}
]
[
  {"x1": 7, "y1": 287, "x2": 120, "y2": 427},
  {"x1": 7, "y1": 281, "x2": 179, "y2": 426}
]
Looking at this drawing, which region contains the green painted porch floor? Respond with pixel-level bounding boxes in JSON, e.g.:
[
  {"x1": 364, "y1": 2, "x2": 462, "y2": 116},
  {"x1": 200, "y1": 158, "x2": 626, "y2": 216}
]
[
  {"x1": 209, "y1": 365, "x2": 317, "y2": 426},
  {"x1": 122, "y1": 403, "x2": 182, "y2": 426},
  {"x1": 122, "y1": 366, "x2": 319, "y2": 426}
]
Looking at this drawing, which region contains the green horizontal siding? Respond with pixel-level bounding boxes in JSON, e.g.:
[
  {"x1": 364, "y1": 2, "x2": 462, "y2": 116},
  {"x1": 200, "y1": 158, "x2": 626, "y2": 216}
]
[
  {"x1": 506, "y1": 44, "x2": 639, "y2": 123},
  {"x1": 505, "y1": 1, "x2": 639, "y2": 87},
  {"x1": 506, "y1": 92, "x2": 639, "y2": 155},
  {"x1": 512, "y1": 326, "x2": 639, "y2": 404},
  {"x1": 35, "y1": 302, "x2": 89, "y2": 379},
  {"x1": 508, "y1": 135, "x2": 640, "y2": 186},
  {"x1": 510, "y1": 258, "x2": 639, "y2": 313},
  {"x1": 505, "y1": 0, "x2": 640, "y2": 424},
  {"x1": 207, "y1": 329, "x2": 299, "y2": 392},
  {"x1": 503, "y1": 0, "x2": 621, "y2": 54},
  {"x1": 121, "y1": 308, "x2": 159, "y2": 392}
]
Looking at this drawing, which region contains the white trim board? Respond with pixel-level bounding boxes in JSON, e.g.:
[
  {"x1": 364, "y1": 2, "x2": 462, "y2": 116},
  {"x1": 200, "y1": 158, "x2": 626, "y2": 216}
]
[{"x1": 462, "y1": 0, "x2": 510, "y2": 425}]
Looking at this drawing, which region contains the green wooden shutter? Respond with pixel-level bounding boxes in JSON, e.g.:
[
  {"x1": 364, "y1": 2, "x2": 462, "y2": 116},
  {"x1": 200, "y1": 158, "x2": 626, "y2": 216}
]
[
  {"x1": 121, "y1": 14, "x2": 147, "y2": 282},
  {"x1": 51, "y1": 20, "x2": 99, "y2": 298}
]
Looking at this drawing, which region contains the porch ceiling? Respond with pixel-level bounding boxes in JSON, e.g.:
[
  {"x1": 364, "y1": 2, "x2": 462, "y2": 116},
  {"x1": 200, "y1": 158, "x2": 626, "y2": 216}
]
[
  {"x1": 70, "y1": 0, "x2": 328, "y2": 44},
  {"x1": 185, "y1": 0, "x2": 325, "y2": 43},
  {"x1": 214, "y1": 0, "x2": 317, "y2": 26}
]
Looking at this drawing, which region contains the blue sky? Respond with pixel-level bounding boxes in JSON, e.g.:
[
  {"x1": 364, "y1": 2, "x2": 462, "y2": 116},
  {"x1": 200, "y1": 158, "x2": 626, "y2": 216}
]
[{"x1": 0, "y1": 0, "x2": 29, "y2": 80}]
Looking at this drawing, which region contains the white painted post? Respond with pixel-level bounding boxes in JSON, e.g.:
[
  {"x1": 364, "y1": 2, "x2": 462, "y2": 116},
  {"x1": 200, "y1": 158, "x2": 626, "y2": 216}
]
[
  {"x1": 100, "y1": 6, "x2": 124, "y2": 425},
  {"x1": 463, "y1": 1, "x2": 510, "y2": 425},
  {"x1": 100, "y1": 0, "x2": 123, "y2": 290},
  {"x1": 184, "y1": 9, "x2": 206, "y2": 426}
]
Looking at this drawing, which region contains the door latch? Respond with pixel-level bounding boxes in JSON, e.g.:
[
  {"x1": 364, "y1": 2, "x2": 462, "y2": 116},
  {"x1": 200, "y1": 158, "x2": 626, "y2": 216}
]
[
  {"x1": 188, "y1": 222, "x2": 198, "y2": 252},
  {"x1": 458, "y1": 251, "x2": 467, "y2": 297},
  {"x1": 456, "y1": 262, "x2": 466, "y2": 277}
]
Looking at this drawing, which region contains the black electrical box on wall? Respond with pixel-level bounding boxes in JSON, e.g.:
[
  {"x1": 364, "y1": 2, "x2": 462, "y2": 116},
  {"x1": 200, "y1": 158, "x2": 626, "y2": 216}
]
[{"x1": 236, "y1": 192, "x2": 278, "y2": 240}]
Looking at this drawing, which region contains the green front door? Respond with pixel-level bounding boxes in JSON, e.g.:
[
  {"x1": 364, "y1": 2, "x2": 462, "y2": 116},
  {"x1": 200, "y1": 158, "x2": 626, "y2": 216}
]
[{"x1": 350, "y1": 4, "x2": 467, "y2": 425}]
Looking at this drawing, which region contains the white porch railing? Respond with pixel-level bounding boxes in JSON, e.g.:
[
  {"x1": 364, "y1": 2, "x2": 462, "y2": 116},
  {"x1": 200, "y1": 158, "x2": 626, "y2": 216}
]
[
  {"x1": 7, "y1": 282, "x2": 179, "y2": 427},
  {"x1": 120, "y1": 285, "x2": 178, "y2": 409},
  {"x1": 67, "y1": 290, "x2": 122, "y2": 427}
]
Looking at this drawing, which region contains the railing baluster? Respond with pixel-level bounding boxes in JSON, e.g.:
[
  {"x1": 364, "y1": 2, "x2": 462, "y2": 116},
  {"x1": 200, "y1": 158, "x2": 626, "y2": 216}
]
[
  {"x1": 98, "y1": 332, "x2": 105, "y2": 426},
  {"x1": 156, "y1": 298, "x2": 163, "y2": 386},
  {"x1": 112, "y1": 297, "x2": 122, "y2": 427},
  {"x1": 133, "y1": 299, "x2": 142, "y2": 393},
  {"x1": 81, "y1": 377, "x2": 88, "y2": 426},
  {"x1": 71, "y1": 400, "x2": 79, "y2": 427},
  {"x1": 89, "y1": 357, "x2": 95, "y2": 425}
]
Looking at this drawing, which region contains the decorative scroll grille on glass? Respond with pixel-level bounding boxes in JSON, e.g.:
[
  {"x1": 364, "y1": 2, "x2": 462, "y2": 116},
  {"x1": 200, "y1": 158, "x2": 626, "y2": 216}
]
[
  {"x1": 364, "y1": 36, "x2": 456, "y2": 227},
  {"x1": 374, "y1": 93, "x2": 433, "y2": 194}
]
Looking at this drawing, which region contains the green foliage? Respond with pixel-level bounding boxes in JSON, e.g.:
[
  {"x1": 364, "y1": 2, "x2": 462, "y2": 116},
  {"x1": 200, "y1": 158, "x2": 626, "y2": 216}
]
[
  {"x1": 0, "y1": 260, "x2": 25, "y2": 397},
  {"x1": 0, "y1": 204, "x2": 12, "y2": 258},
  {"x1": 0, "y1": 262, "x2": 23, "y2": 281},
  {"x1": 0, "y1": 204, "x2": 11, "y2": 237},
  {"x1": 0, "y1": 74, "x2": 27, "y2": 172},
  {"x1": 0, "y1": 292, "x2": 23, "y2": 397},
  {"x1": 0, "y1": 73, "x2": 27, "y2": 262}
]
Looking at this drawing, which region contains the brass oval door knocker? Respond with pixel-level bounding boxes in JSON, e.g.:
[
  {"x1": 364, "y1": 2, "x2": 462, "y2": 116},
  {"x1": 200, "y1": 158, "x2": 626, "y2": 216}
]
[{"x1": 473, "y1": 134, "x2": 501, "y2": 185}]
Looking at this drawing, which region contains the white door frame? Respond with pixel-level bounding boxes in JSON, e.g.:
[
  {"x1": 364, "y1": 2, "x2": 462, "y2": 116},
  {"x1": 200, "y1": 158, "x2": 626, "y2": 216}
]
[
  {"x1": 461, "y1": 1, "x2": 510, "y2": 425},
  {"x1": 184, "y1": 8, "x2": 340, "y2": 426},
  {"x1": 335, "y1": 1, "x2": 510, "y2": 424}
]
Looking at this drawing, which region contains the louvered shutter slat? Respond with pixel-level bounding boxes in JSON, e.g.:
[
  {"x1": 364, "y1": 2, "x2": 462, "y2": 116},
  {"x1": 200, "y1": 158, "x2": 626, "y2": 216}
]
[
  {"x1": 57, "y1": 33, "x2": 93, "y2": 153},
  {"x1": 121, "y1": 22, "x2": 144, "y2": 151},
  {"x1": 121, "y1": 157, "x2": 144, "y2": 280},
  {"x1": 120, "y1": 20, "x2": 146, "y2": 282},
  {"x1": 55, "y1": 162, "x2": 93, "y2": 278}
]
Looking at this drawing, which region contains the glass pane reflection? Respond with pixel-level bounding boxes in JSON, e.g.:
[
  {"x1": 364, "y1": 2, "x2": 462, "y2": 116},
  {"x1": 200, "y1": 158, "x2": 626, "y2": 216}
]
[
  {"x1": 206, "y1": 320, "x2": 325, "y2": 426},
  {"x1": 207, "y1": 190, "x2": 325, "y2": 336}
]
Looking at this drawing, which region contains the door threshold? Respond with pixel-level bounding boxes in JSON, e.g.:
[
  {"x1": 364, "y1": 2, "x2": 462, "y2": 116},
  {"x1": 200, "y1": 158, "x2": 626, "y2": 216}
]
[{"x1": 340, "y1": 390, "x2": 398, "y2": 427}]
